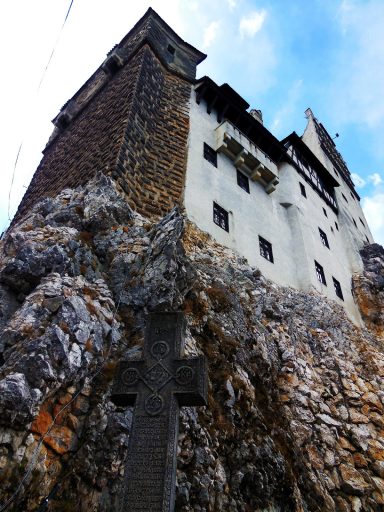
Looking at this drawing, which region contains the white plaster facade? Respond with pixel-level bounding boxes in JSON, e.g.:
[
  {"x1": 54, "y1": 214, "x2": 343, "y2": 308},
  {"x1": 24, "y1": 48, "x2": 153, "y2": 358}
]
[{"x1": 184, "y1": 91, "x2": 374, "y2": 324}]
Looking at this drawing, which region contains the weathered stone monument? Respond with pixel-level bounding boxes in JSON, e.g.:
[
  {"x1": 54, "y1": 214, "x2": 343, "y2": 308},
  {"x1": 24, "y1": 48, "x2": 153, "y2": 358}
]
[{"x1": 111, "y1": 312, "x2": 207, "y2": 511}]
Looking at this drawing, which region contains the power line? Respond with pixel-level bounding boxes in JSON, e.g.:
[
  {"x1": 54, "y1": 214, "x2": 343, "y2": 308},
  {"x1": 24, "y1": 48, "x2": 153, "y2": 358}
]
[{"x1": 6, "y1": 0, "x2": 75, "y2": 223}]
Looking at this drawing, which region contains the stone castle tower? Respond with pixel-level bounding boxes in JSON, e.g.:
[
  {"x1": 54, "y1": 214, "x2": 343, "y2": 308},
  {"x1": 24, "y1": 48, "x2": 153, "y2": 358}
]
[
  {"x1": 15, "y1": 8, "x2": 205, "y2": 221},
  {"x1": 14, "y1": 9, "x2": 373, "y2": 324},
  {"x1": 1, "y1": 8, "x2": 384, "y2": 512}
]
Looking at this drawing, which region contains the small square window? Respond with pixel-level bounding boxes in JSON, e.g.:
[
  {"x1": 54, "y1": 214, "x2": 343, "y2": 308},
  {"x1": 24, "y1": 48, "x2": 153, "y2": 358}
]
[
  {"x1": 342, "y1": 193, "x2": 348, "y2": 203},
  {"x1": 359, "y1": 217, "x2": 365, "y2": 227},
  {"x1": 353, "y1": 218, "x2": 357, "y2": 228},
  {"x1": 167, "y1": 44, "x2": 176, "y2": 55},
  {"x1": 333, "y1": 277, "x2": 344, "y2": 300},
  {"x1": 315, "y1": 260, "x2": 326, "y2": 285},
  {"x1": 350, "y1": 192, "x2": 354, "y2": 200},
  {"x1": 331, "y1": 226, "x2": 334, "y2": 233},
  {"x1": 323, "y1": 208, "x2": 328, "y2": 217},
  {"x1": 366, "y1": 236, "x2": 369, "y2": 243},
  {"x1": 237, "y1": 170, "x2": 250, "y2": 193},
  {"x1": 299, "y1": 182, "x2": 307, "y2": 197},
  {"x1": 204, "y1": 143, "x2": 217, "y2": 167},
  {"x1": 259, "y1": 236, "x2": 274, "y2": 263},
  {"x1": 335, "y1": 222, "x2": 339, "y2": 231},
  {"x1": 319, "y1": 228, "x2": 330, "y2": 248},
  {"x1": 213, "y1": 202, "x2": 229, "y2": 231}
]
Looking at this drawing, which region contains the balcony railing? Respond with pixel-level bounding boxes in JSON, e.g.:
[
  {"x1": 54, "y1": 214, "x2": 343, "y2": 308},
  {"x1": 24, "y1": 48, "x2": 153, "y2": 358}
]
[{"x1": 215, "y1": 120, "x2": 279, "y2": 193}]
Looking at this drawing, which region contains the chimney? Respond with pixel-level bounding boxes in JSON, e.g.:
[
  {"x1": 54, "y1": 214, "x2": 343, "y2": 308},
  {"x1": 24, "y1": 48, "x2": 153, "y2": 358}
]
[{"x1": 249, "y1": 109, "x2": 263, "y2": 124}]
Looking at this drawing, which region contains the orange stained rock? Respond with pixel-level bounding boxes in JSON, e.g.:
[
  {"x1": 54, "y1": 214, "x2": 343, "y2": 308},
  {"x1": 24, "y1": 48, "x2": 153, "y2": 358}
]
[
  {"x1": 368, "y1": 447, "x2": 384, "y2": 461},
  {"x1": 31, "y1": 409, "x2": 53, "y2": 436},
  {"x1": 44, "y1": 425, "x2": 77, "y2": 455},
  {"x1": 306, "y1": 445, "x2": 324, "y2": 470},
  {"x1": 353, "y1": 452, "x2": 368, "y2": 468}
]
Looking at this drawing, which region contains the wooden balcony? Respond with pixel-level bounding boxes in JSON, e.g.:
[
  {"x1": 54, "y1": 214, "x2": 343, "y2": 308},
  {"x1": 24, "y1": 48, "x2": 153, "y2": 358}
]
[{"x1": 215, "y1": 120, "x2": 279, "y2": 193}]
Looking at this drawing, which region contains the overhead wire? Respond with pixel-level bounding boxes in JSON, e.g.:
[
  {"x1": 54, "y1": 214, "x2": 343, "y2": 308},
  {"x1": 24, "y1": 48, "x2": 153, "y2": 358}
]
[{"x1": 6, "y1": 0, "x2": 75, "y2": 223}]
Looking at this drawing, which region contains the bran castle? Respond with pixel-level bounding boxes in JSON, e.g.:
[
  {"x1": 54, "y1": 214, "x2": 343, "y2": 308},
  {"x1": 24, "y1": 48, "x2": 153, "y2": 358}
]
[{"x1": 14, "y1": 8, "x2": 374, "y2": 324}]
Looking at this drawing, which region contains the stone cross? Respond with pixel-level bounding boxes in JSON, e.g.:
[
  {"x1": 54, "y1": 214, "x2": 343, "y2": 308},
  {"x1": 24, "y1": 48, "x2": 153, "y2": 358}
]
[{"x1": 111, "y1": 312, "x2": 207, "y2": 512}]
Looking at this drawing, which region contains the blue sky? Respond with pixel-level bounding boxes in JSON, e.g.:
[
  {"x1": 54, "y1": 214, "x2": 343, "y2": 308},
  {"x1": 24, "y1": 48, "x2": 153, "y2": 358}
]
[{"x1": 0, "y1": 0, "x2": 383, "y2": 243}]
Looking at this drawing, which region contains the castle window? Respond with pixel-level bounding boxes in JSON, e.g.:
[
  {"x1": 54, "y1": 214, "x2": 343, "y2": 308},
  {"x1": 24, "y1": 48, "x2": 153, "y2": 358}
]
[
  {"x1": 342, "y1": 193, "x2": 348, "y2": 203},
  {"x1": 323, "y1": 207, "x2": 327, "y2": 217},
  {"x1": 259, "y1": 236, "x2": 274, "y2": 263},
  {"x1": 167, "y1": 44, "x2": 176, "y2": 55},
  {"x1": 335, "y1": 222, "x2": 339, "y2": 231},
  {"x1": 204, "y1": 143, "x2": 217, "y2": 167},
  {"x1": 333, "y1": 277, "x2": 344, "y2": 300},
  {"x1": 353, "y1": 218, "x2": 357, "y2": 228},
  {"x1": 331, "y1": 226, "x2": 334, "y2": 233},
  {"x1": 213, "y1": 202, "x2": 229, "y2": 231},
  {"x1": 319, "y1": 228, "x2": 330, "y2": 248},
  {"x1": 350, "y1": 192, "x2": 355, "y2": 200},
  {"x1": 359, "y1": 217, "x2": 365, "y2": 227},
  {"x1": 237, "y1": 170, "x2": 250, "y2": 193},
  {"x1": 299, "y1": 182, "x2": 307, "y2": 197},
  {"x1": 366, "y1": 236, "x2": 369, "y2": 243},
  {"x1": 315, "y1": 261, "x2": 326, "y2": 285}
]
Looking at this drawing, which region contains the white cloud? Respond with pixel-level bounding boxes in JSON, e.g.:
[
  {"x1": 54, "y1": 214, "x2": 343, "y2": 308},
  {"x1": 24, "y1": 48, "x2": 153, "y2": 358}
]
[
  {"x1": 270, "y1": 79, "x2": 303, "y2": 136},
  {"x1": 369, "y1": 172, "x2": 383, "y2": 186},
  {"x1": 333, "y1": 1, "x2": 384, "y2": 128},
  {"x1": 239, "y1": 10, "x2": 267, "y2": 39},
  {"x1": 351, "y1": 173, "x2": 366, "y2": 188},
  {"x1": 227, "y1": 0, "x2": 237, "y2": 10},
  {"x1": 202, "y1": 20, "x2": 220, "y2": 49},
  {"x1": 362, "y1": 193, "x2": 384, "y2": 245}
]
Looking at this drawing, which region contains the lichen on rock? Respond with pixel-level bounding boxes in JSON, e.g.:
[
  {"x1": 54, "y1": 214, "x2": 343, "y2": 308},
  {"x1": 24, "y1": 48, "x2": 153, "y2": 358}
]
[{"x1": 0, "y1": 175, "x2": 384, "y2": 511}]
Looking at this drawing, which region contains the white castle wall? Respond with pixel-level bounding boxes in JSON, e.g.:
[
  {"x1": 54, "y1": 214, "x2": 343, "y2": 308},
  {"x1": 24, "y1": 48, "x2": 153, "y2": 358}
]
[{"x1": 184, "y1": 93, "x2": 372, "y2": 324}]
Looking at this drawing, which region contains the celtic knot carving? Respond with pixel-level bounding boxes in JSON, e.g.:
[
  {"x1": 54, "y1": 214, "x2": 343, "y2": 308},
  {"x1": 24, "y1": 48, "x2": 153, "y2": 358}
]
[
  {"x1": 145, "y1": 393, "x2": 164, "y2": 415},
  {"x1": 175, "y1": 366, "x2": 194, "y2": 385},
  {"x1": 151, "y1": 341, "x2": 169, "y2": 359},
  {"x1": 122, "y1": 368, "x2": 139, "y2": 386},
  {"x1": 145, "y1": 364, "x2": 171, "y2": 387}
]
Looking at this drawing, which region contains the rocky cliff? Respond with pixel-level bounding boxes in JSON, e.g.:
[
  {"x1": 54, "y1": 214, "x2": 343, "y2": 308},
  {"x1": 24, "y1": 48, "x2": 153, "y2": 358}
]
[{"x1": 0, "y1": 175, "x2": 383, "y2": 511}]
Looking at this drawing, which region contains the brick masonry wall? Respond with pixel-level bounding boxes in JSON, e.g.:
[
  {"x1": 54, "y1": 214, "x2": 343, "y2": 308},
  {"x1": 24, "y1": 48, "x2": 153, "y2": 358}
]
[
  {"x1": 111, "y1": 45, "x2": 191, "y2": 217},
  {"x1": 14, "y1": 42, "x2": 192, "y2": 223}
]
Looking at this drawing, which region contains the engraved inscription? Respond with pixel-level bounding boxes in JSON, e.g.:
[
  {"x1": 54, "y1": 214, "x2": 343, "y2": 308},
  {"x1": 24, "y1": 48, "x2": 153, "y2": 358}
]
[{"x1": 111, "y1": 312, "x2": 208, "y2": 512}]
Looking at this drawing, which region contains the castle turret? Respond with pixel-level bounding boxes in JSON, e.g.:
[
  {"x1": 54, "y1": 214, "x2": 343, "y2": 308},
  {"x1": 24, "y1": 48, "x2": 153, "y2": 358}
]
[{"x1": 14, "y1": 8, "x2": 205, "y2": 222}]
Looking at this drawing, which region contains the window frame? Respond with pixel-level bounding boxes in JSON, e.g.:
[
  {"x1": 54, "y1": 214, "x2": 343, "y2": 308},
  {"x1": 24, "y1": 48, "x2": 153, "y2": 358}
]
[
  {"x1": 237, "y1": 170, "x2": 250, "y2": 193},
  {"x1": 259, "y1": 236, "x2": 274, "y2": 263},
  {"x1": 332, "y1": 277, "x2": 344, "y2": 300},
  {"x1": 213, "y1": 202, "x2": 229, "y2": 232},
  {"x1": 204, "y1": 142, "x2": 217, "y2": 167},
  {"x1": 319, "y1": 227, "x2": 330, "y2": 249},
  {"x1": 315, "y1": 260, "x2": 327, "y2": 285}
]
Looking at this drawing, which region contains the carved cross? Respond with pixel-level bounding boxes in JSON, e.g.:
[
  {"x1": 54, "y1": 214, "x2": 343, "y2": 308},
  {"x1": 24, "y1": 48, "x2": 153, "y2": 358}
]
[{"x1": 111, "y1": 312, "x2": 207, "y2": 512}]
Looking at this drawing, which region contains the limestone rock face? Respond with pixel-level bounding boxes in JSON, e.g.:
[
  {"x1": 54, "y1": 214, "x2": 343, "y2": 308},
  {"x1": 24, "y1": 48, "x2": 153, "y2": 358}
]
[
  {"x1": 0, "y1": 176, "x2": 384, "y2": 511},
  {"x1": 353, "y1": 244, "x2": 384, "y2": 337}
]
